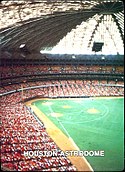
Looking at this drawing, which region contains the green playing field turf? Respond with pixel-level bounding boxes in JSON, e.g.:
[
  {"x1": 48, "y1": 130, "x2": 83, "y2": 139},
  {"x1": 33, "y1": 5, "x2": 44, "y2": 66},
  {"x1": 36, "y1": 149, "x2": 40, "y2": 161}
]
[{"x1": 32, "y1": 97, "x2": 124, "y2": 171}]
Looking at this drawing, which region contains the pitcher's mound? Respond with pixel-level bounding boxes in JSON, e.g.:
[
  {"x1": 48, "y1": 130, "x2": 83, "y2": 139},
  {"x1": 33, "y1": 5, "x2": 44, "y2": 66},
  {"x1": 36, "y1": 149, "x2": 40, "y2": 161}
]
[
  {"x1": 62, "y1": 105, "x2": 71, "y2": 109},
  {"x1": 87, "y1": 108, "x2": 100, "y2": 114},
  {"x1": 50, "y1": 113, "x2": 63, "y2": 117}
]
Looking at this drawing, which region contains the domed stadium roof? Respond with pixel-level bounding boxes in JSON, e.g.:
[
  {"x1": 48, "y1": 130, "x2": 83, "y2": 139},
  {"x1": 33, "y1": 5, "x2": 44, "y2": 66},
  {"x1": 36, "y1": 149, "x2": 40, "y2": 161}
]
[{"x1": 0, "y1": 0, "x2": 124, "y2": 58}]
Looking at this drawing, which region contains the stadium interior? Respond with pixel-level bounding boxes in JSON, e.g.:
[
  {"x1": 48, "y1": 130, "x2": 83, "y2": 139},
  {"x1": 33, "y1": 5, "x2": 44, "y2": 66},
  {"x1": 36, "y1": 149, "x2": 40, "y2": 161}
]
[{"x1": 0, "y1": 0, "x2": 124, "y2": 171}]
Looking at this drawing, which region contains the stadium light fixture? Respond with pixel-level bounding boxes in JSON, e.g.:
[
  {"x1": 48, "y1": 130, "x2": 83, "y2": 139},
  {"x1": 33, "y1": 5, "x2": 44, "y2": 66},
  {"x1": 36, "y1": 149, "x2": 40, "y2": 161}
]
[
  {"x1": 19, "y1": 44, "x2": 31, "y2": 54},
  {"x1": 19, "y1": 44, "x2": 26, "y2": 48},
  {"x1": 72, "y1": 55, "x2": 76, "y2": 59},
  {"x1": 101, "y1": 56, "x2": 105, "y2": 60}
]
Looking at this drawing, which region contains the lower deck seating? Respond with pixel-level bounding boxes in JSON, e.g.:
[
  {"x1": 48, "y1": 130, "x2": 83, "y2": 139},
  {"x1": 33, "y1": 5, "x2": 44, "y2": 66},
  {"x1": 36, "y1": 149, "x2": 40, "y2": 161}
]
[{"x1": 1, "y1": 93, "x2": 77, "y2": 171}]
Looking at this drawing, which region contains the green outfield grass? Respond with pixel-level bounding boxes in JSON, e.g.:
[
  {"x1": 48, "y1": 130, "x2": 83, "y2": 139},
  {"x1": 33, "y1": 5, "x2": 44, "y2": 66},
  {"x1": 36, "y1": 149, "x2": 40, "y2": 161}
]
[{"x1": 32, "y1": 97, "x2": 124, "y2": 171}]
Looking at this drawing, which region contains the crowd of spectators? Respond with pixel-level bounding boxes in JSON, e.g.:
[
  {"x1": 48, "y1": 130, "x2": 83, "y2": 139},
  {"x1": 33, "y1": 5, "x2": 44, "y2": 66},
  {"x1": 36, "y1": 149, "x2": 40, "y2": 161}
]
[
  {"x1": 1, "y1": 93, "x2": 77, "y2": 171},
  {"x1": 0, "y1": 79, "x2": 124, "y2": 97},
  {"x1": 1, "y1": 64, "x2": 124, "y2": 79}
]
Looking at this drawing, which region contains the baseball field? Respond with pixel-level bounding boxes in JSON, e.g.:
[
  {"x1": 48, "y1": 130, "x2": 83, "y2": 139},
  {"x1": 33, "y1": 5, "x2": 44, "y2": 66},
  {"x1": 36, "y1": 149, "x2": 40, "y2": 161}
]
[{"x1": 27, "y1": 97, "x2": 124, "y2": 171}]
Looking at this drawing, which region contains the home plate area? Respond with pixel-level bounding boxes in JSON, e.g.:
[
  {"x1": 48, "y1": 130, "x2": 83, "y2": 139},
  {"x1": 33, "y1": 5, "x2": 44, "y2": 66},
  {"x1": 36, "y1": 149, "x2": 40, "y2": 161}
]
[{"x1": 87, "y1": 108, "x2": 100, "y2": 114}]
